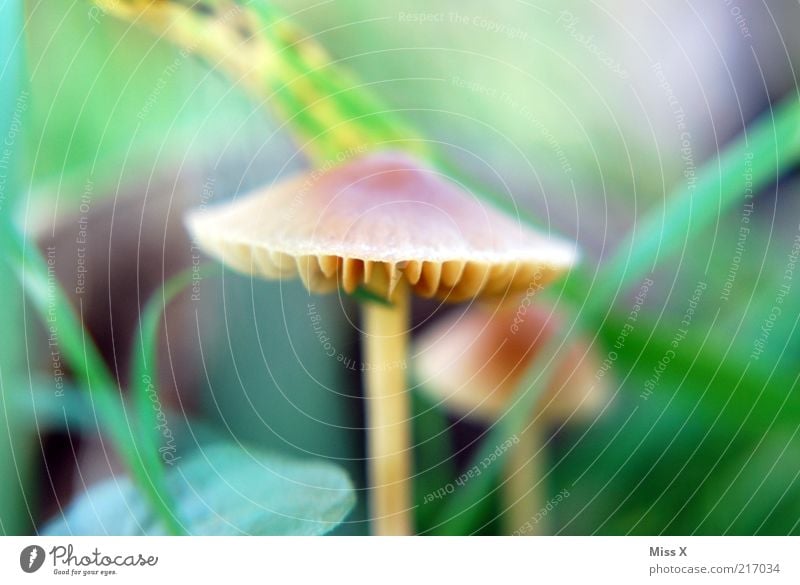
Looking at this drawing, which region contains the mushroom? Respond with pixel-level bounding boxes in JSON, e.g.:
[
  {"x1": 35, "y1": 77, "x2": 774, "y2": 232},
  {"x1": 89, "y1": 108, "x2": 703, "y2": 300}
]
[
  {"x1": 185, "y1": 151, "x2": 577, "y2": 534},
  {"x1": 413, "y1": 302, "x2": 607, "y2": 534}
]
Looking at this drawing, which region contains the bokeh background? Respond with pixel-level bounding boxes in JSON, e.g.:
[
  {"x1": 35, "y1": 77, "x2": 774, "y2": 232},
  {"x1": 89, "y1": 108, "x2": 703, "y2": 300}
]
[{"x1": 2, "y1": 0, "x2": 800, "y2": 535}]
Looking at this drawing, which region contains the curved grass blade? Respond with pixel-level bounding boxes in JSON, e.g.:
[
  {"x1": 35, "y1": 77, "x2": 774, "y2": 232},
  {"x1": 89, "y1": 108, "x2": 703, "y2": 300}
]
[
  {"x1": 130, "y1": 263, "x2": 218, "y2": 533},
  {"x1": 0, "y1": 222, "x2": 183, "y2": 535}
]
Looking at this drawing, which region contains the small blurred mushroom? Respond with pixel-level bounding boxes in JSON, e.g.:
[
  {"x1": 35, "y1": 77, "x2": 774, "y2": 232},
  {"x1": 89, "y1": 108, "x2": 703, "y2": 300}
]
[
  {"x1": 413, "y1": 303, "x2": 608, "y2": 534},
  {"x1": 185, "y1": 151, "x2": 577, "y2": 534}
]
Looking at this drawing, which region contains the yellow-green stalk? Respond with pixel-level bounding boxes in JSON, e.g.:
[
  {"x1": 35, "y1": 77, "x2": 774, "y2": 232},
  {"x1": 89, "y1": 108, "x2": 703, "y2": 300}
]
[{"x1": 91, "y1": 0, "x2": 423, "y2": 163}]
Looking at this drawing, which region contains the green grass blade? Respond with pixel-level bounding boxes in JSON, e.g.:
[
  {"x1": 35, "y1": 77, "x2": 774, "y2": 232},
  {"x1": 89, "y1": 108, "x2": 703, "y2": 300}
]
[
  {"x1": 411, "y1": 387, "x2": 456, "y2": 532},
  {"x1": 0, "y1": 222, "x2": 186, "y2": 535},
  {"x1": 582, "y1": 93, "x2": 800, "y2": 314},
  {"x1": 130, "y1": 264, "x2": 218, "y2": 535}
]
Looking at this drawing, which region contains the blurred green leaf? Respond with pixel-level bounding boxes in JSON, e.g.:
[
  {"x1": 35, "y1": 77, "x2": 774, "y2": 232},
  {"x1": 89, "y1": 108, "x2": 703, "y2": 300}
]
[
  {"x1": 43, "y1": 442, "x2": 355, "y2": 536},
  {"x1": 597, "y1": 311, "x2": 800, "y2": 441},
  {"x1": 695, "y1": 432, "x2": 800, "y2": 535},
  {"x1": 28, "y1": 3, "x2": 205, "y2": 182},
  {"x1": 0, "y1": 0, "x2": 31, "y2": 534},
  {"x1": 4, "y1": 379, "x2": 93, "y2": 431}
]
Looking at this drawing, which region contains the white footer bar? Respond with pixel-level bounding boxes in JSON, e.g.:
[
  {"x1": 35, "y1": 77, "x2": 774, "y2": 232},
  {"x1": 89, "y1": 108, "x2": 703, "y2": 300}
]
[{"x1": 1, "y1": 536, "x2": 796, "y2": 583}]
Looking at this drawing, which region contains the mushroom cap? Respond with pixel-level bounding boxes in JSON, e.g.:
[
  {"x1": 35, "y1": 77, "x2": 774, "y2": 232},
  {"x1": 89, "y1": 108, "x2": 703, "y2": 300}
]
[
  {"x1": 413, "y1": 303, "x2": 607, "y2": 425},
  {"x1": 186, "y1": 151, "x2": 577, "y2": 301}
]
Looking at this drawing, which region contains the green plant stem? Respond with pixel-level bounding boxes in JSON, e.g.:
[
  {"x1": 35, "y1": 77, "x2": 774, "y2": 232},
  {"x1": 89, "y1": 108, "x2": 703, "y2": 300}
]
[
  {"x1": 578, "y1": 93, "x2": 800, "y2": 315},
  {"x1": 131, "y1": 264, "x2": 217, "y2": 526},
  {"x1": 90, "y1": 0, "x2": 424, "y2": 162},
  {"x1": 411, "y1": 386, "x2": 455, "y2": 532},
  {"x1": 0, "y1": 223, "x2": 183, "y2": 535}
]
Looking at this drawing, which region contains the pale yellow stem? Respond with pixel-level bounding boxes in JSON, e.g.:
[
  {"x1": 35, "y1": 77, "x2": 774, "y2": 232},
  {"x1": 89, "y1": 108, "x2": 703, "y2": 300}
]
[
  {"x1": 504, "y1": 425, "x2": 547, "y2": 535},
  {"x1": 361, "y1": 280, "x2": 413, "y2": 536}
]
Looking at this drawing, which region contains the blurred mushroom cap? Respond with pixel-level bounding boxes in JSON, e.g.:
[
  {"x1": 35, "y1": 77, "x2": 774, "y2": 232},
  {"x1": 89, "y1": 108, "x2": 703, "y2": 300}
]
[
  {"x1": 186, "y1": 151, "x2": 577, "y2": 301},
  {"x1": 413, "y1": 303, "x2": 607, "y2": 425}
]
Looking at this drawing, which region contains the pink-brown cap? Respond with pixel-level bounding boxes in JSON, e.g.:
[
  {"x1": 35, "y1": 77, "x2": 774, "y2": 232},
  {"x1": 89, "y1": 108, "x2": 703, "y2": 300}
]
[
  {"x1": 186, "y1": 151, "x2": 577, "y2": 301},
  {"x1": 413, "y1": 303, "x2": 607, "y2": 425}
]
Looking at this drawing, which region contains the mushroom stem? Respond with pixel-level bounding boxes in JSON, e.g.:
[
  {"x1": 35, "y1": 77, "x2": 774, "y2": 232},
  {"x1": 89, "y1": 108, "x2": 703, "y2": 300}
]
[
  {"x1": 504, "y1": 426, "x2": 547, "y2": 535},
  {"x1": 361, "y1": 279, "x2": 413, "y2": 535}
]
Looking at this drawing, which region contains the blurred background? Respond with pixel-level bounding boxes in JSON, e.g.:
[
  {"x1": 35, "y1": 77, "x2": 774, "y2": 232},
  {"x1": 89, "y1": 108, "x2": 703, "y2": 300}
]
[{"x1": 2, "y1": 0, "x2": 800, "y2": 535}]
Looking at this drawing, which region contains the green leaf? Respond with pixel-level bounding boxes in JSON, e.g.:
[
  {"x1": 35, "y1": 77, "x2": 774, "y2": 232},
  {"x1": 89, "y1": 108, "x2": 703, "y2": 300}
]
[
  {"x1": 344, "y1": 285, "x2": 393, "y2": 307},
  {"x1": 42, "y1": 442, "x2": 356, "y2": 536},
  {"x1": 3, "y1": 379, "x2": 94, "y2": 431}
]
